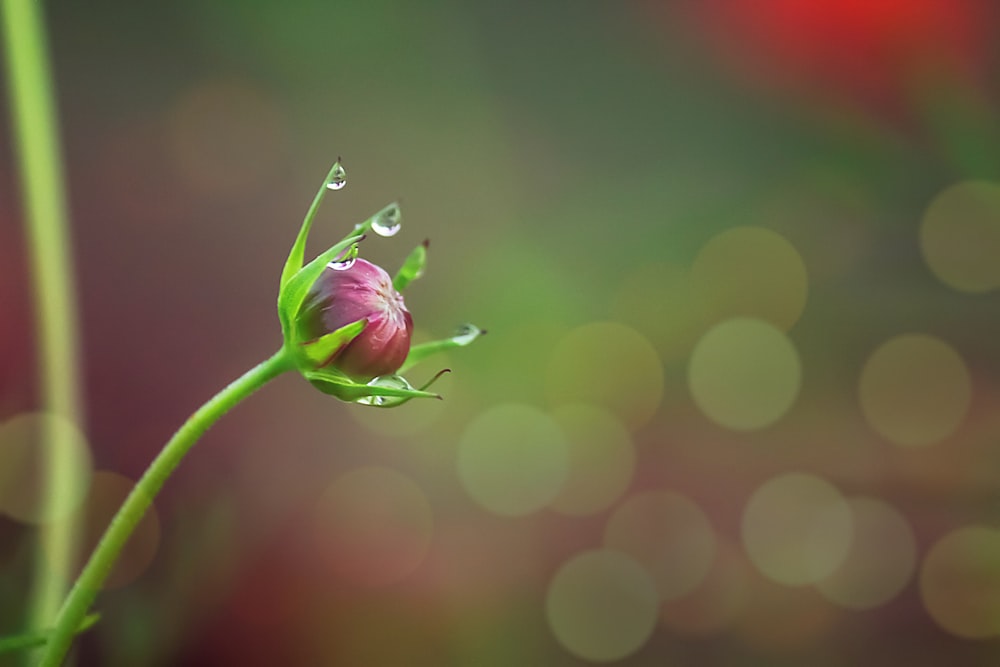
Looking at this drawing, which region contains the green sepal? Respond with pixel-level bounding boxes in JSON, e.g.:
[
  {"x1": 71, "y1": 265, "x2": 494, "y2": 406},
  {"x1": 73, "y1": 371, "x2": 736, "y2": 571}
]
[
  {"x1": 358, "y1": 369, "x2": 451, "y2": 407},
  {"x1": 280, "y1": 160, "x2": 344, "y2": 291},
  {"x1": 303, "y1": 369, "x2": 442, "y2": 405},
  {"x1": 278, "y1": 198, "x2": 406, "y2": 341},
  {"x1": 277, "y1": 234, "x2": 364, "y2": 340},
  {"x1": 296, "y1": 319, "x2": 368, "y2": 369},
  {"x1": 303, "y1": 365, "x2": 354, "y2": 391},
  {"x1": 399, "y1": 324, "x2": 485, "y2": 374},
  {"x1": 393, "y1": 240, "x2": 428, "y2": 292},
  {"x1": 0, "y1": 613, "x2": 100, "y2": 655}
]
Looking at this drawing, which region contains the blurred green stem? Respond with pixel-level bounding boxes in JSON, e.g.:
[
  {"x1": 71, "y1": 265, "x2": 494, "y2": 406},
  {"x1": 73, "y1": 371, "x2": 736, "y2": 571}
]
[
  {"x1": 1, "y1": 0, "x2": 86, "y2": 656},
  {"x1": 39, "y1": 348, "x2": 294, "y2": 666},
  {"x1": 0, "y1": 614, "x2": 100, "y2": 656}
]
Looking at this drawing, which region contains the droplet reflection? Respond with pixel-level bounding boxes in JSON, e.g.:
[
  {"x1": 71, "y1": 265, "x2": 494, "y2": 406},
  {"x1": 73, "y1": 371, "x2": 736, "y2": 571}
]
[
  {"x1": 328, "y1": 245, "x2": 359, "y2": 271},
  {"x1": 326, "y1": 163, "x2": 347, "y2": 191},
  {"x1": 372, "y1": 204, "x2": 402, "y2": 237}
]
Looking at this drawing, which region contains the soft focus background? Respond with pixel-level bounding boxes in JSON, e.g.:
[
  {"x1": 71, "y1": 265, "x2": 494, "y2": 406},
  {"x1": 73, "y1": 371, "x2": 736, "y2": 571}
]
[{"x1": 3, "y1": 1, "x2": 1000, "y2": 665}]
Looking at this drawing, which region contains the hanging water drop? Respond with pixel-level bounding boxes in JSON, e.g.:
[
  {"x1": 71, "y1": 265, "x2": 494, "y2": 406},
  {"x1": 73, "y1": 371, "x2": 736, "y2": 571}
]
[
  {"x1": 372, "y1": 205, "x2": 402, "y2": 237},
  {"x1": 326, "y1": 164, "x2": 347, "y2": 191},
  {"x1": 328, "y1": 245, "x2": 359, "y2": 271},
  {"x1": 355, "y1": 375, "x2": 413, "y2": 406},
  {"x1": 356, "y1": 395, "x2": 388, "y2": 406}
]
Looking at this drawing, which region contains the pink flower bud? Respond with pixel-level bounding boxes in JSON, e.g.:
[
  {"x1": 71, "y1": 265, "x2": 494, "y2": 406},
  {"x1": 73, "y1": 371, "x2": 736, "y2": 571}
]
[{"x1": 295, "y1": 258, "x2": 413, "y2": 379}]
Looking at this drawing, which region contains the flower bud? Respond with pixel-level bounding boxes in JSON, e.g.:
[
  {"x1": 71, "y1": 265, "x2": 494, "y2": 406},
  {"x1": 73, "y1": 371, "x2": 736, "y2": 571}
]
[
  {"x1": 277, "y1": 164, "x2": 481, "y2": 406},
  {"x1": 294, "y1": 258, "x2": 413, "y2": 379}
]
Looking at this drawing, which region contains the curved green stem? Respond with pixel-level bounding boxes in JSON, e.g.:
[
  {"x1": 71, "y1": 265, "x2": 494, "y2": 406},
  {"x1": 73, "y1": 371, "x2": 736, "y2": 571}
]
[
  {"x1": 1, "y1": 0, "x2": 86, "y2": 652},
  {"x1": 39, "y1": 348, "x2": 295, "y2": 666}
]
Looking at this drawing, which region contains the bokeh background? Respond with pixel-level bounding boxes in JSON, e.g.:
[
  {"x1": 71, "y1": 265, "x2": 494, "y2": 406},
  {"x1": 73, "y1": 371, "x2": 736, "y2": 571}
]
[{"x1": 4, "y1": 1, "x2": 1000, "y2": 664}]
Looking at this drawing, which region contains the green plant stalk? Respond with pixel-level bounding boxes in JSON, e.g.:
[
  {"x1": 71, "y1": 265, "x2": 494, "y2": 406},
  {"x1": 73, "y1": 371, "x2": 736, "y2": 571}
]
[
  {"x1": 0, "y1": 614, "x2": 100, "y2": 656},
  {"x1": 39, "y1": 349, "x2": 295, "y2": 666},
  {"x1": 1, "y1": 0, "x2": 86, "y2": 648}
]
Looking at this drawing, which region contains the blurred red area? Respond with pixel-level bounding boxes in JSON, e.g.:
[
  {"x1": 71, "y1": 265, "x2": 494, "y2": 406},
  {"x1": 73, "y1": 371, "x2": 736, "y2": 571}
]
[{"x1": 665, "y1": 0, "x2": 996, "y2": 120}]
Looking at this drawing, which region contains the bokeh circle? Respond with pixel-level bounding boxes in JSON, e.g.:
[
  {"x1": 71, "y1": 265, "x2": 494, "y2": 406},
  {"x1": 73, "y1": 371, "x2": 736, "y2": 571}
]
[
  {"x1": 859, "y1": 334, "x2": 971, "y2": 447},
  {"x1": 546, "y1": 322, "x2": 663, "y2": 428},
  {"x1": 920, "y1": 181, "x2": 1000, "y2": 293},
  {"x1": 689, "y1": 318, "x2": 801, "y2": 431},
  {"x1": 546, "y1": 549, "x2": 659, "y2": 662},
  {"x1": 920, "y1": 525, "x2": 1000, "y2": 639},
  {"x1": 457, "y1": 404, "x2": 568, "y2": 516},
  {"x1": 690, "y1": 226, "x2": 809, "y2": 330},
  {"x1": 741, "y1": 472, "x2": 852, "y2": 586},
  {"x1": 816, "y1": 496, "x2": 916, "y2": 609},
  {"x1": 0, "y1": 412, "x2": 93, "y2": 524}
]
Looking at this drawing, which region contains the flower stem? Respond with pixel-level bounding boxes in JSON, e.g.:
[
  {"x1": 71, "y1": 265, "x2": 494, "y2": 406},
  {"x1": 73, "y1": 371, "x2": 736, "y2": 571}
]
[
  {"x1": 38, "y1": 348, "x2": 295, "y2": 667},
  {"x1": 0, "y1": 0, "x2": 86, "y2": 652}
]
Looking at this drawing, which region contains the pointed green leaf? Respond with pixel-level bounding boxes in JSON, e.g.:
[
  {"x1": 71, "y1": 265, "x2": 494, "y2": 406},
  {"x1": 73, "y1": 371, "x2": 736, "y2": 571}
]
[
  {"x1": 298, "y1": 319, "x2": 367, "y2": 368},
  {"x1": 303, "y1": 367, "x2": 373, "y2": 401},
  {"x1": 393, "y1": 240, "x2": 428, "y2": 291},
  {"x1": 278, "y1": 200, "x2": 407, "y2": 340},
  {"x1": 304, "y1": 365, "x2": 354, "y2": 388},
  {"x1": 277, "y1": 234, "x2": 364, "y2": 339},
  {"x1": 280, "y1": 160, "x2": 344, "y2": 291},
  {"x1": 399, "y1": 324, "x2": 485, "y2": 374},
  {"x1": 359, "y1": 369, "x2": 451, "y2": 408},
  {"x1": 303, "y1": 369, "x2": 441, "y2": 404}
]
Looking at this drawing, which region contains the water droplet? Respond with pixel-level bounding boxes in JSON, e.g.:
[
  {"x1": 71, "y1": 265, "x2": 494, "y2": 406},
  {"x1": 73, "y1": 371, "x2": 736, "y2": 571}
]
[
  {"x1": 372, "y1": 205, "x2": 402, "y2": 237},
  {"x1": 328, "y1": 245, "x2": 359, "y2": 271},
  {"x1": 453, "y1": 324, "x2": 484, "y2": 346},
  {"x1": 326, "y1": 164, "x2": 347, "y2": 191},
  {"x1": 375, "y1": 375, "x2": 413, "y2": 390},
  {"x1": 355, "y1": 375, "x2": 413, "y2": 406},
  {"x1": 356, "y1": 395, "x2": 387, "y2": 406}
]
